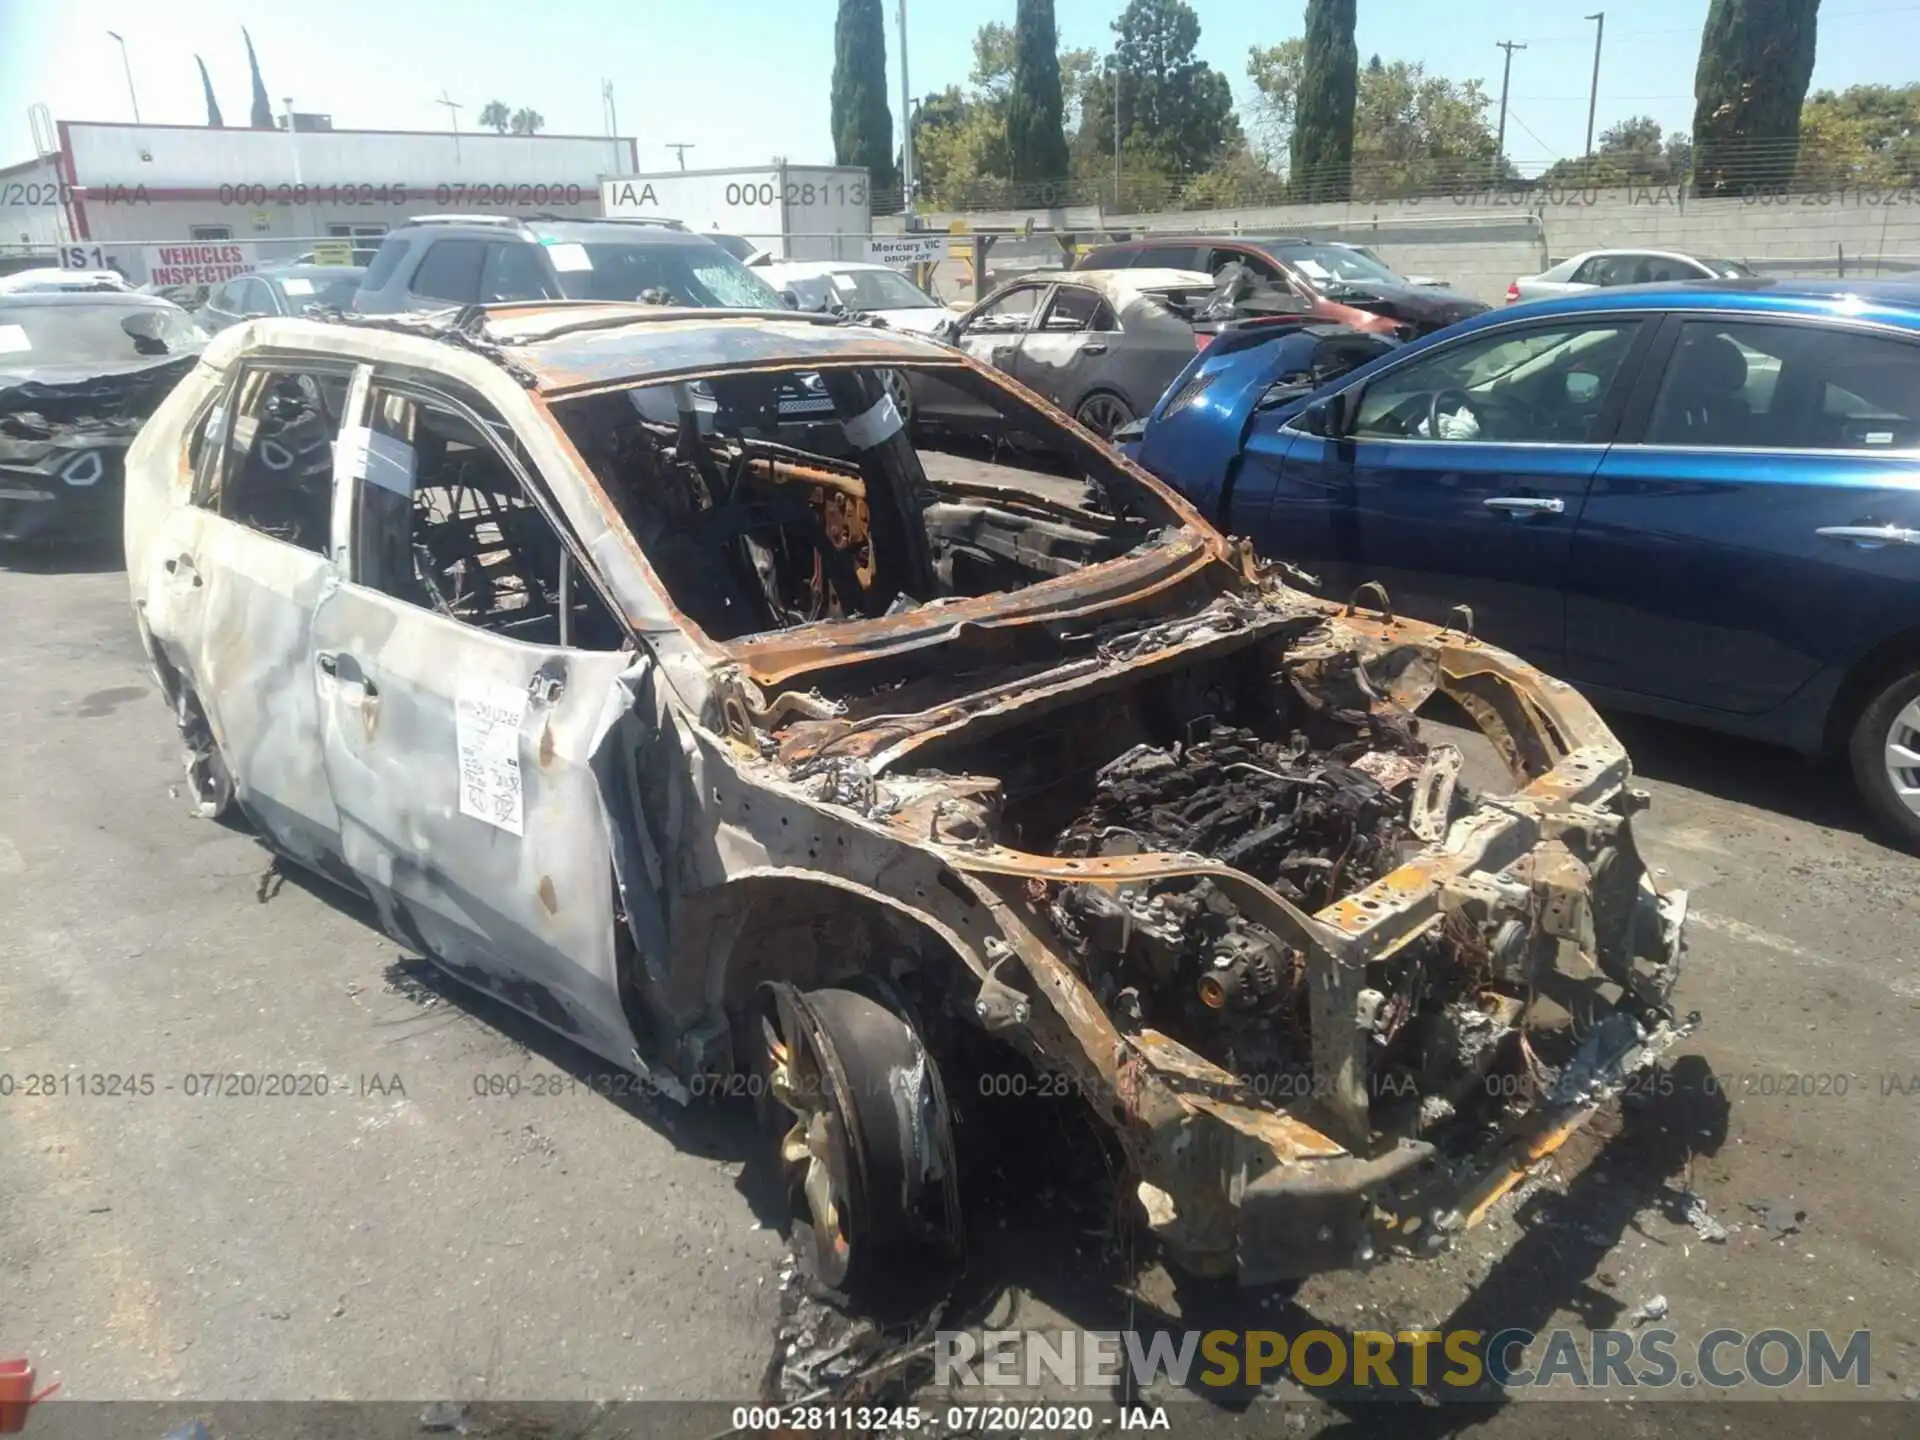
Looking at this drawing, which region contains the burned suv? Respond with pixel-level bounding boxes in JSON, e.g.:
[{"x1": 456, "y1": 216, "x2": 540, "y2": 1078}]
[{"x1": 124, "y1": 300, "x2": 1689, "y2": 1290}]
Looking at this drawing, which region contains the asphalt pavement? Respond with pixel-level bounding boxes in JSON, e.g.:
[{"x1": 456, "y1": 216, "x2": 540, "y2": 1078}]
[{"x1": 2, "y1": 554, "x2": 1916, "y2": 1431}]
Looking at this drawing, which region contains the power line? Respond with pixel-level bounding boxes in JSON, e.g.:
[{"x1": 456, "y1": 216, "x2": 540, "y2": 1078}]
[
  {"x1": 1510, "y1": 3, "x2": 1919, "y2": 43},
  {"x1": 1502, "y1": 107, "x2": 1558, "y2": 158}
]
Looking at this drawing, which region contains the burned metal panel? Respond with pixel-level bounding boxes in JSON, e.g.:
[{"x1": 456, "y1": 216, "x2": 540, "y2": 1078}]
[
  {"x1": 147, "y1": 507, "x2": 349, "y2": 872},
  {"x1": 512, "y1": 317, "x2": 949, "y2": 396},
  {"x1": 309, "y1": 577, "x2": 649, "y2": 1069}
]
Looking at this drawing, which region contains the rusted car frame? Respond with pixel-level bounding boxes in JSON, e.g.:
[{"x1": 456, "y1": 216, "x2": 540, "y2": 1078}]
[{"x1": 125, "y1": 302, "x2": 1690, "y2": 1289}]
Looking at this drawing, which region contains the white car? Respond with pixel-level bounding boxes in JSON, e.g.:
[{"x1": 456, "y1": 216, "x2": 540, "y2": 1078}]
[
  {"x1": 757, "y1": 260, "x2": 950, "y2": 333},
  {"x1": 0, "y1": 266, "x2": 132, "y2": 294},
  {"x1": 1507, "y1": 249, "x2": 1755, "y2": 304},
  {"x1": 1333, "y1": 242, "x2": 1447, "y2": 289}
]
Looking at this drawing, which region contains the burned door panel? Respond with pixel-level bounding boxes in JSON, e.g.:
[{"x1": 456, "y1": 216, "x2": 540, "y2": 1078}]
[
  {"x1": 315, "y1": 376, "x2": 648, "y2": 1068},
  {"x1": 310, "y1": 582, "x2": 645, "y2": 1067},
  {"x1": 910, "y1": 283, "x2": 1045, "y2": 432},
  {"x1": 143, "y1": 361, "x2": 364, "y2": 870}
]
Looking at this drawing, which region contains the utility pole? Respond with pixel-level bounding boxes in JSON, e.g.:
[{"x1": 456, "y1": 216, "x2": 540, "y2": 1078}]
[
  {"x1": 666, "y1": 143, "x2": 694, "y2": 170},
  {"x1": 602, "y1": 80, "x2": 621, "y2": 177},
  {"x1": 1583, "y1": 12, "x2": 1606, "y2": 159},
  {"x1": 435, "y1": 89, "x2": 463, "y2": 162},
  {"x1": 1494, "y1": 40, "x2": 1526, "y2": 165},
  {"x1": 1112, "y1": 56, "x2": 1123, "y2": 210},
  {"x1": 106, "y1": 31, "x2": 141, "y2": 124},
  {"x1": 897, "y1": 0, "x2": 914, "y2": 211}
]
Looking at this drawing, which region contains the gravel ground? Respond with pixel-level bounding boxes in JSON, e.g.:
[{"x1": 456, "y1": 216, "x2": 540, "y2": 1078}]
[{"x1": 2, "y1": 554, "x2": 1915, "y2": 1437}]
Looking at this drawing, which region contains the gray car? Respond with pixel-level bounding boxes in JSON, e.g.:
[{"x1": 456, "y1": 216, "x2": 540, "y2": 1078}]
[
  {"x1": 911, "y1": 268, "x2": 1216, "y2": 439},
  {"x1": 196, "y1": 264, "x2": 366, "y2": 333}
]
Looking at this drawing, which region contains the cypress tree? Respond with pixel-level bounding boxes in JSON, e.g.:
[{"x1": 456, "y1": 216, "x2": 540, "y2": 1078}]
[
  {"x1": 243, "y1": 28, "x2": 274, "y2": 129},
  {"x1": 1291, "y1": 0, "x2": 1358, "y2": 202},
  {"x1": 196, "y1": 56, "x2": 224, "y2": 127},
  {"x1": 1692, "y1": 0, "x2": 1822, "y2": 194},
  {"x1": 1007, "y1": 0, "x2": 1070, "y2": 193},
  {"x1": 831, "y1": 0, "x2": 900, "y2": 205}
]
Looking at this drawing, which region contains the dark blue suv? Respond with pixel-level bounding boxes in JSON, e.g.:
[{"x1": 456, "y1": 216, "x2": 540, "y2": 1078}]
[{"x1": 1132, "y1": 280, "x2": 1920, "y2": 844}]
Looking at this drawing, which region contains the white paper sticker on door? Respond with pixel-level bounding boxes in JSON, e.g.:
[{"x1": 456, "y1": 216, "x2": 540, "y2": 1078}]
[{"x1": 455, "y1": 677, "x2": 528, "y2": 835}]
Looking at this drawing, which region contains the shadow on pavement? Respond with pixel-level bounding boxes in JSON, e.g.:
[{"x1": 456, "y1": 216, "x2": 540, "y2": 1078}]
[
  {"x1": 923, "y1": 1055, "x2": 1731, "y2": 1435},
  {"x1": 1599, "y1": 710, "x2": 1876, "y2": 838},
  {"x1": 256, "y1": 845, "x2": 793, "y2": 1233}
]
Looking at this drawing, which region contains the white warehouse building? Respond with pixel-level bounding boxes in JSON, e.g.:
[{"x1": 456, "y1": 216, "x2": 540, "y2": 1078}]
[{"x1": 1, "y1": 119, "x2": 637, "y2": 284}]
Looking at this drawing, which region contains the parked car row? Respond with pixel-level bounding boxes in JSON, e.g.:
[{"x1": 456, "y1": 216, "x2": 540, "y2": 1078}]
[{"x1": 9, "y1": 215, "x2": 1918, "y2": 853}]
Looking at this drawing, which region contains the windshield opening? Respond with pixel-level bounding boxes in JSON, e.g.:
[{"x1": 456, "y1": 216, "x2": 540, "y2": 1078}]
[
  {"x1": 552, "y1": 361, "x2": 1184, "y2": 644},
  {"x1": 0, "y1": 300, "x2": 208, "y2": 365},
  {"x1": 1268, "y1": 243, "x2": 1402, "y2": 286},
  {"x1": 826, "y1": 269, "x2": 940, "y2": 311},
  {"x1": 551, "y1": 243, "x2": 785, "y2": 308}
]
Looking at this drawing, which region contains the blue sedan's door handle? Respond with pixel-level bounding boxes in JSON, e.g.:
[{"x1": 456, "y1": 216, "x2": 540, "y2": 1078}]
[
  {"x1": 1816, "y1": 524, "x2": 1920, "y2": 547},
  {"x1": 1484, "y1": 496, "x2": 1566, "y2": 516}
]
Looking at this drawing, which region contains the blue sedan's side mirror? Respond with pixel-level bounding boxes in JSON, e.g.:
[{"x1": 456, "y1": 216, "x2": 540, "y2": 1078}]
[
  {"x1": 779, "y1": 289, "x2": 800, "y2": 310},
  {"x1": 1300, "y1": 391, "x2": 1355, "y2": 437}
]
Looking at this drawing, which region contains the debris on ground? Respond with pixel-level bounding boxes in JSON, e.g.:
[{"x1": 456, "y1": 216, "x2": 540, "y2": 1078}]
[
  {"x1": 1627, "y1": 1294, "x2": 1669, "y2": 1326},
  {"x1": 1682, "y1": 1190, "x2": 1728, "y2": 1242},
  {"x1": 761, "y1": 1236, "x2": 948, "y2": 1406},
  {"x1": 417, "y1": 1402, "x2": 470, "y2": 1433},
  {"x1": 1745, "y1": 1198, "x2": 1805, "y2": 1239}
]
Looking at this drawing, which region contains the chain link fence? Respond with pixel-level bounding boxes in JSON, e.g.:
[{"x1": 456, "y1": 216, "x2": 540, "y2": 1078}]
[{"x1": 882, "y1": 136, "x2": 1920, "y2": 217}]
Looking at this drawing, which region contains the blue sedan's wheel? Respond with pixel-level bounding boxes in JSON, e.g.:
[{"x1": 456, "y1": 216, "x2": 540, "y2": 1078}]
[{"x1": 1849, "y1": 668, "x2": 1920, "y2": 848}]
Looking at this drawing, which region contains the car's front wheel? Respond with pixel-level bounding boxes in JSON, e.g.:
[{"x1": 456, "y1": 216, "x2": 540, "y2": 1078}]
[
  {"x1": 1075, "y1": 391, "x2": 1135, "y2": 440},
  {"x1": 877, "y1": 368, "x2": 914, "y2": 430},
  {"x1": 760, "y1": 983, "x2": 958, "y2": 1294},
  {"x1": 1848, "y1": 665, "x2": 1920, "y2": 848}
]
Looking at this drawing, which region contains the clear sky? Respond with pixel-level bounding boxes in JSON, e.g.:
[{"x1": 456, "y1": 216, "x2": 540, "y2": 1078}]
[{"x1": 1, "y1": 0, "x2": 1914, "y2": 174}]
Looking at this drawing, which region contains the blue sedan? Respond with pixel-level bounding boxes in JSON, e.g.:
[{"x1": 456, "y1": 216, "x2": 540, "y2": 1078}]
[{"x1": 1130, "y1": 280, "x2": 1920, "y2": 844}]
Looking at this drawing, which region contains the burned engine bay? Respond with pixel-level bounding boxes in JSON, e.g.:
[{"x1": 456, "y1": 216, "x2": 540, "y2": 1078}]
[{"x1": 738, "y1": 579, "x2": 1690, "y2": 1281}]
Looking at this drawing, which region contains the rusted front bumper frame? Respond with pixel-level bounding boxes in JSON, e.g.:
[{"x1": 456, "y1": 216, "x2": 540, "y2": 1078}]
[{"x1": 944, "y1": 616, "x2": 1692, "y2": 1283}]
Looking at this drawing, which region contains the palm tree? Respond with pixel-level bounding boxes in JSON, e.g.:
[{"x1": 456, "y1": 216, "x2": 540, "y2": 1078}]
[
  {"x1": 477, "y1": 100, "x2": 510, "y2": 134},
  {"x1": 509, "y1": 108, "x2": 545, "y2": 136}
]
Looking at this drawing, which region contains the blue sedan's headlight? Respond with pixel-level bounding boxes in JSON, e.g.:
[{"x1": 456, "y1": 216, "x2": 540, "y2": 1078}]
[{"x1": 1161, "y1": 369, "x2": 1219, "y2": 418}]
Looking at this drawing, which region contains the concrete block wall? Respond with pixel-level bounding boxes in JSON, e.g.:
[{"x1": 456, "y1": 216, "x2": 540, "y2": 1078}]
[{"x1": 920, "y1": 187, "x2": 1920, "y2": 305}]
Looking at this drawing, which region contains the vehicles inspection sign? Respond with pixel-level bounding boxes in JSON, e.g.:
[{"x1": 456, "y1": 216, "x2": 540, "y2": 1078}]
[{"x1": 144, "y1": 243, "x2": 256, "y2": 287}]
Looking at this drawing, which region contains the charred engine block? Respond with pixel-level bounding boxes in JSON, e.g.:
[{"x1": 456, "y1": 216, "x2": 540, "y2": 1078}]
[{"x1": 1048, "y1": 726, "x2": 1443, "y2": 1048}]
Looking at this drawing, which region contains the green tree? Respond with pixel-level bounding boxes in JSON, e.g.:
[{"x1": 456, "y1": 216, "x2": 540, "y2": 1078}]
[
  {"x1": 509, "y1": 108, "x2": 545, "y2": 136},
  {"x1": 1008, "y1": 0, "x2": 1071, "y2": 186},
  {"x1": 1539, "y1": 116, "x2": 1694, "y2": 188},
  {"x1": 196, "y1": 55, "x2": 224, "y2": 127},
  {"x1": 1076, "y1": 0, "x2": 1239, "y2": 194},
  {"x1": 1250, "y1": 48, "x2": 1501, "y2": 198},
  {"x1": 831, "y1": 0, "x2": 900, "y2": 206},
  {"x1": 912, "y1": 84, "x2": 1013, "y2": 205},
  {"x1": 478, "y1": 101, "x2": 511, "y2": 134},
  {"x1": 1247, "y1": 38, "x2": 1306, "y2": 165},
  {"x1": 1797, "y1": 83, "x2": 1920, "y2": 187},
  {"x1": 243, "y1": 27, "x2": 273, "y2": 129},
  {"x1": 1292, "y1": 0, "x2": 1358, "y2": 202},
  {"x1": 1692, "y1": 0, "x2": 1822, "y2": 194}
]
